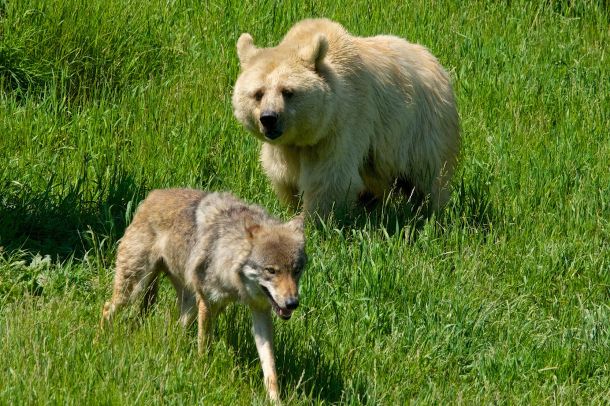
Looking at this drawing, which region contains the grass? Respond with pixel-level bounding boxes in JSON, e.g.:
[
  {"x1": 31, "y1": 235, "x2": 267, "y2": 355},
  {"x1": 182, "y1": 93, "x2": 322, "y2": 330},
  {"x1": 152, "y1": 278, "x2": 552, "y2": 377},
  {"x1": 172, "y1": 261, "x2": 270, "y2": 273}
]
[{"x1": 1, "y1": 0, "x2": 609, "y2": 403}]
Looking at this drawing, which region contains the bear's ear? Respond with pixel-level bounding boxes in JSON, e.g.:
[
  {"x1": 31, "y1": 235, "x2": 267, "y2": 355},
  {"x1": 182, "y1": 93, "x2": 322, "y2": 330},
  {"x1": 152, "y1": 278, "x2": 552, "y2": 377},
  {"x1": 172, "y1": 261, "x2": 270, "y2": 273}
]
[
  {"x1": 237, "y1": 33, "x2": 258, "y2": 67},
  {"x1": 299, "y1": 34, "x2": 328, "y2": 70}
]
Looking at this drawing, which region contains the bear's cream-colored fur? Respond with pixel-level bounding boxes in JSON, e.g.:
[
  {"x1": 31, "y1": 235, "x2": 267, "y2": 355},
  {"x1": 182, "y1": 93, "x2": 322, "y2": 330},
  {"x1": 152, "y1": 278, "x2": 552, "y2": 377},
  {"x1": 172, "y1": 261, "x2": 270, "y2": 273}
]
[{"x1": 232, "y1": 18, "x2": 459, "y2": 217}]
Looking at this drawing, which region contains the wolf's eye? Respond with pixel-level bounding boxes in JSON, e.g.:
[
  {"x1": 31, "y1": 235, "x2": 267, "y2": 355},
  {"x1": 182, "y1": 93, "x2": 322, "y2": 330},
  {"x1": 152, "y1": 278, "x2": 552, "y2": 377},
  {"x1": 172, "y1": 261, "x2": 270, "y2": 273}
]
[
  {"x1": 264, "y1": 267, "x2": 277, "y2": 275},
  {"x1": 282, "y1": 89, "x2": 294, "y2": 99},
  {"x1": 254, "y1": 90, "x2": 264, "y2": 101}
]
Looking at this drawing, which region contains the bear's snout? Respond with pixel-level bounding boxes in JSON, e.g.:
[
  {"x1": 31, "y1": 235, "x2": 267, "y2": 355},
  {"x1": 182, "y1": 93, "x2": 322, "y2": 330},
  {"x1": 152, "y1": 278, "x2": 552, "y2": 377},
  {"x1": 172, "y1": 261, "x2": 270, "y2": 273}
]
[{"x1": 260, "y1": 111, "x2": 282, "y2": 139}]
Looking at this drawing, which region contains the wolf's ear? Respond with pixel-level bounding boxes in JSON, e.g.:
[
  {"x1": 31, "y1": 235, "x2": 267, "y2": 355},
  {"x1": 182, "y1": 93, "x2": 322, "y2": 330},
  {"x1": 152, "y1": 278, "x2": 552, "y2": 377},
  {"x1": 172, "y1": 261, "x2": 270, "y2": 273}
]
[
  {"x1": 287, "y1": 213, "x2": 305, "y2": 234},
  {"x1": 244, "y1": 216, "x2": 262, "y2": 239},
  {"x1": 299, "y1": 34, "x2": 328, "y2": 70},
  {"x1": 237, "y1": 33, "x2": 258, "y2": 67}
]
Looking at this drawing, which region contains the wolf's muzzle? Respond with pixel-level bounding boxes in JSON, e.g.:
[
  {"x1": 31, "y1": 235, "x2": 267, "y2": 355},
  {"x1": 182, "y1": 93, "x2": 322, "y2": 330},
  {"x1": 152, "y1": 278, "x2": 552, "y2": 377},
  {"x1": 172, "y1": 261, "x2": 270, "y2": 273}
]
[{"x1": 284, "y1": 297, "x2": 299, "y2": 310}]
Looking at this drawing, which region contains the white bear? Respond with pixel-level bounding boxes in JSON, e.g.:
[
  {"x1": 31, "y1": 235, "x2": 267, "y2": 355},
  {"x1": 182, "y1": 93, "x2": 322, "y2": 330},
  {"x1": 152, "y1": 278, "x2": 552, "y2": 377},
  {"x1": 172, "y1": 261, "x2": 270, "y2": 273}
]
[{"x1": 232, "y1": 18, "x2": 459, "y2": 217}]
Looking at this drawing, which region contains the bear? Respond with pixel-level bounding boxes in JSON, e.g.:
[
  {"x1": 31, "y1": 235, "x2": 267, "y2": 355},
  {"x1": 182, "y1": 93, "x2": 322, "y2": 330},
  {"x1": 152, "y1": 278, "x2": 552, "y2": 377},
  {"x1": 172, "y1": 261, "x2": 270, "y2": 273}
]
[{"x1": 232, "y1": 18, "x2": 460, "y2": 218}]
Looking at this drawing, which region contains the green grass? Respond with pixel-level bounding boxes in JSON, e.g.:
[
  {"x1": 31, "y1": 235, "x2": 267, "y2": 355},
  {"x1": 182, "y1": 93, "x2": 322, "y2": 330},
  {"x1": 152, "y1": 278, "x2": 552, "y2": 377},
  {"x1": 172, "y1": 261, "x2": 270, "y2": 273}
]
[{"x1": 1, "y1": 0, "x2": 609, "y2": 403}]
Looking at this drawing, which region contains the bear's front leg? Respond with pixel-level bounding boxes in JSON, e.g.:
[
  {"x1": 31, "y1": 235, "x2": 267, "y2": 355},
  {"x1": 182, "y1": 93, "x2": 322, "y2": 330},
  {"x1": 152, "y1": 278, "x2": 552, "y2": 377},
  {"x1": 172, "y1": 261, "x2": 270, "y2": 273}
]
[
  {"x1": 261, "y1": 144, "x2": 301, "y2": 208},
  {"x1": 269, "y1": 179, "x2": 300, "y2": 209},
  {"x1": 299, "y1": 159, "x2": 365, "y2": 219}
]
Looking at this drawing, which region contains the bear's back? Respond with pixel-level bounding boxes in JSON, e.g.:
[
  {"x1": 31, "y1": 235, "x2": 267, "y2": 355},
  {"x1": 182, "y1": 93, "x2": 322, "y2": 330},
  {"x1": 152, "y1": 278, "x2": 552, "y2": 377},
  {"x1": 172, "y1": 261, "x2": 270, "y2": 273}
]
[{"x1": 280, "y1": 18, "x2": 347, "y2": 48}]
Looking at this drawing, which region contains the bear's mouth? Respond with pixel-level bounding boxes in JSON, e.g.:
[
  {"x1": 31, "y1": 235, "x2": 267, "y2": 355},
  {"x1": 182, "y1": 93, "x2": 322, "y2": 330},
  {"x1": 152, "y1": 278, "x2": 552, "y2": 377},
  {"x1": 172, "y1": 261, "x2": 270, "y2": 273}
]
[
  {"x1": 260, "y1": 285, "x2": 293, "y2": 320},
  {"x1": 263, "y1": 128, "x2": 283, "y2": 140}
]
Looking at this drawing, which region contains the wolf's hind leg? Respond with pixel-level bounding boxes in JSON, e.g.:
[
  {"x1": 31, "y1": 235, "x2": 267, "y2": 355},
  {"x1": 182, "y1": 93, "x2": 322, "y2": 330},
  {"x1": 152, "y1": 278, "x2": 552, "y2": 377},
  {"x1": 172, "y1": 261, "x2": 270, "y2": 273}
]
[
  {"x1": 167, "y1": 274, "x2": 197, "y2": 327},
  {"x1": 178, "y1": 291, "x2": 197, "y2": 327},
  {"x1": 139, "y1": 269, "x2": 161, "y2": 317},
  {"x1": 101, "y1": 248, "x2": 156, "y2": 329}
]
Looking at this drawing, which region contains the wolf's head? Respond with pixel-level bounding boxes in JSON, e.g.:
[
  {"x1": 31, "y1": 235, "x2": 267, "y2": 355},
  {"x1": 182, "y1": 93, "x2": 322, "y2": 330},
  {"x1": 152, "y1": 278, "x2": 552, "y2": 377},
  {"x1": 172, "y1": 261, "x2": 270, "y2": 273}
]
[{"x1": 242, "y1": 214, "x2": 307, "y2": 320}]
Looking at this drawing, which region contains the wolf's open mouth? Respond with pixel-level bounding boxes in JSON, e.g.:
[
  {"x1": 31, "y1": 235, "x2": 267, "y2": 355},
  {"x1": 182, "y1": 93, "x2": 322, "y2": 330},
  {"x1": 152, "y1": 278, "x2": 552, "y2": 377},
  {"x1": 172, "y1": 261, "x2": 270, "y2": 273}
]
[{"x1": 260, "y1": 286, "x2": 293, "y2": 320}]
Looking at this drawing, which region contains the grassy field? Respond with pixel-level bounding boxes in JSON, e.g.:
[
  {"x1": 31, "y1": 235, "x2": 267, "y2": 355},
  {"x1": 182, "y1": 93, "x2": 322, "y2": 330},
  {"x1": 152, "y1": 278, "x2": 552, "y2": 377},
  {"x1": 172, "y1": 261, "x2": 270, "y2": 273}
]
[{"x1": 1, "y1": 0, "x2": 609, "y2": 403}]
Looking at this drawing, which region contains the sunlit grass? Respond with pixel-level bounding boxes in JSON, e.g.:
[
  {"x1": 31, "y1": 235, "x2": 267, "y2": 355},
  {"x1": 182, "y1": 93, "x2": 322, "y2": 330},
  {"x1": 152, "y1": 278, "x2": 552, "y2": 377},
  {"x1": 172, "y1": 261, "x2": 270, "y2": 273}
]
[{"x1": 1, "y1": 0, "x2": 609, "y2": 403}]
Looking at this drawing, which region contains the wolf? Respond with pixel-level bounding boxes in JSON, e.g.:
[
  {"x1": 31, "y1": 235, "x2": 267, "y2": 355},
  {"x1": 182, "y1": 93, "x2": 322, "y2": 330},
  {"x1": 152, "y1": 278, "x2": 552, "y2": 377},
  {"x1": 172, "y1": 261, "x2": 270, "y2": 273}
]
[{"x1": 100, "y1": 188, "x2": 307, "y2": 402}]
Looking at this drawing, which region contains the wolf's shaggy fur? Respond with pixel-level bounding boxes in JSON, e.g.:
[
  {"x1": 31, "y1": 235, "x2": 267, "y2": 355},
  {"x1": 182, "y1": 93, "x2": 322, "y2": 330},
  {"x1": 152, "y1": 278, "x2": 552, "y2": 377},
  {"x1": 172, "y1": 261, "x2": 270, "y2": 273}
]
[{"x1": 100, "y1": 189, "x2": 306, "y2": 401}]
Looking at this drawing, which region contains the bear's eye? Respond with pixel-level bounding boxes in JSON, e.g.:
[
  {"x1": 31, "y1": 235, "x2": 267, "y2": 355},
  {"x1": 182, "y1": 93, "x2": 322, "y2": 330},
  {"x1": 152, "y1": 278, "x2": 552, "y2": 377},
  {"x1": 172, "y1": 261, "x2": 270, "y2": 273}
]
[
  {"x1": 253, "y1": 90, "x2": 264, "y2": 102},
  {"x1": 282, "y1": 89, "x2": 294, "y2": 99}
]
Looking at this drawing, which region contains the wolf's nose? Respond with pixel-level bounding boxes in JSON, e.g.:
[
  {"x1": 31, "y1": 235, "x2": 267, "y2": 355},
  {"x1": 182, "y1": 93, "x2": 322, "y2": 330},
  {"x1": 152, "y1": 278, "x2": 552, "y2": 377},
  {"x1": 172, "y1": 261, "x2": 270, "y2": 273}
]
[
  {"x1": 260, "y1": 111, "x2": 278, "y2": 129},
  {"x1": 285, "y1": 297, "x2": 299, "y2": 310}
]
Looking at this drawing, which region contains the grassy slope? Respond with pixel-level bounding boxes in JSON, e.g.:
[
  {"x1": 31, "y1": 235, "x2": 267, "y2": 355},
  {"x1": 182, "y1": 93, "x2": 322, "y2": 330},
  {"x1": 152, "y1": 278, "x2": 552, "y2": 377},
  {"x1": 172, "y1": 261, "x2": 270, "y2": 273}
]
[{"x1": 1, "y1": 0, "x2": 609, "y2": 403}]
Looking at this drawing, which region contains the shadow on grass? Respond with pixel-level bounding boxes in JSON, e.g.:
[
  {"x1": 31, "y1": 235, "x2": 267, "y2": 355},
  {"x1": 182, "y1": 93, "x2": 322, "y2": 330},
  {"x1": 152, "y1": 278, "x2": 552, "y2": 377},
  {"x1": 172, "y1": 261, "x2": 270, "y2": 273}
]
[
  {"x1": 0, "y1": 169, "x2": 146, "y2": 259},
  {"x1": 450, "y1": 173, "x2": 499, "y2": 232},
  {"x1": 309, "y1": 171, "x2": 500, "y2": 242},
  {"x1": 307, "y1": 185, "x2": 426, "y2": 237},
  {"x1": 274, "y1": 330, "x2": 346, "y2": 403},
  {"x1": 221, "y1": 308, "x2": 347, "y2": 403}
]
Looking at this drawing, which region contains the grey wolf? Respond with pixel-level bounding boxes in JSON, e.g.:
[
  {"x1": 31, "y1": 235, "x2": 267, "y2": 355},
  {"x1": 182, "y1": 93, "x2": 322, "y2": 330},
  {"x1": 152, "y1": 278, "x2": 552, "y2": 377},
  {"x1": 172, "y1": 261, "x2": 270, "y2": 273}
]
[{"x1": 100, "y1": 188, "x2": 307, "y2": 401}]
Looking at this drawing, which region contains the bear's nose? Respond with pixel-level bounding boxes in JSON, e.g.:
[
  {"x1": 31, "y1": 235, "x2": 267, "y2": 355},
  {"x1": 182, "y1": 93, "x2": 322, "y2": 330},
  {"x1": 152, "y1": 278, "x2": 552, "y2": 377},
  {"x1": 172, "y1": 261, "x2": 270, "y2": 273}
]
[{"x1": 260, "y1": 111, "x2": 278, "y2": 130}]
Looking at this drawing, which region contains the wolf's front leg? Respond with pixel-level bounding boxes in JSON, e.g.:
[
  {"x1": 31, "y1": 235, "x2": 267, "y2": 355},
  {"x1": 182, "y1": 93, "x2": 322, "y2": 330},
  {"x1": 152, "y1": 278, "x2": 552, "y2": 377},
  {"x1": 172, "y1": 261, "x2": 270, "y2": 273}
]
[
  {"x1": 197, "y1": 294, "x2": 213, "y2": 354},
  {"x1": 251, "y1": 309, "x2": 279, "y2": 402}
]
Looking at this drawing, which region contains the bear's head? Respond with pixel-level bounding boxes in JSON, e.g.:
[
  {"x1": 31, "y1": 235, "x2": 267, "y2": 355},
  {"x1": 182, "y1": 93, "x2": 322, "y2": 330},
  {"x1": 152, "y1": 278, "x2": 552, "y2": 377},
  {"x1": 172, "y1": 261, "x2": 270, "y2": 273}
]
[{"x1": 232, "y1": 32, "x2": 332, "y2": 147}]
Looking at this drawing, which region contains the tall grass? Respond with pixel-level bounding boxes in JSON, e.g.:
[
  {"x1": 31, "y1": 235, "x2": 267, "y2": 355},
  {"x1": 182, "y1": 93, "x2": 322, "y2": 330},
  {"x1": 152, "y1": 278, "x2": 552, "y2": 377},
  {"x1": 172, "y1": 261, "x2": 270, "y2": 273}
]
[{"x1": 1, "y1": 0, "x2": 609, "y2": 403}]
